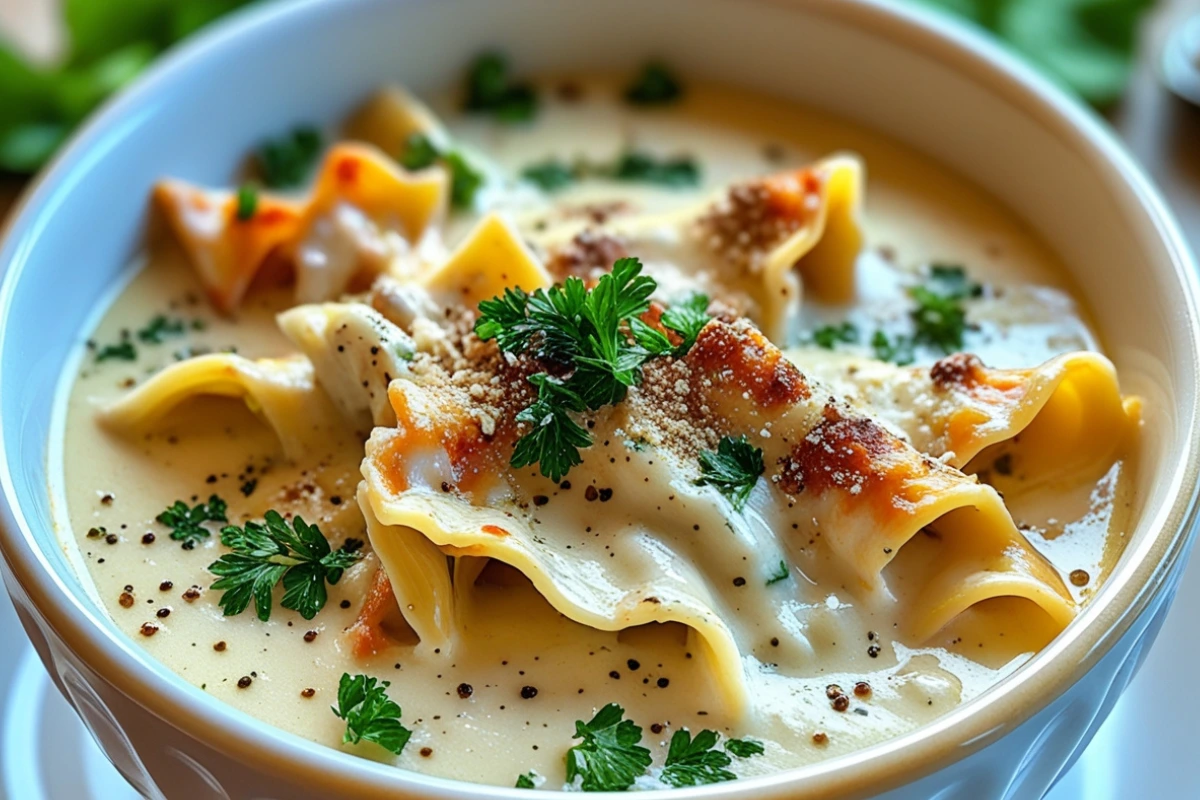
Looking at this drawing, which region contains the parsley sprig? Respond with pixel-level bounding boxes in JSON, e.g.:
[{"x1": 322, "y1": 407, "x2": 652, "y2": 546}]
[
  {"x1": 565, "y1": 703, "x2": 653, "y2": 792},
  {"x1": 812, "y1": 265, "x2": 982, "y2": 365},
  {"x1": 515, "y1": 772, "x2": 538, "y2": 789},
  {"x1": 208, "y1": 510, "x2": 362, "y2": 621},
  {"x1": 333, "y1": 673, "x2": 412, "y2": 755},
  {"x1": 464, "y1": 52, "x2": 537, "y2": 122},
  {"x1": 661, "y1": 729, "x2": 735, "y2": 787},
  {"x1": 725, "y1": 738, "x2": 765, "y2": 758},
  {"x1": 810, "y1": 321, "x2": 859, "y2": 349},
  {"x1": 257, "y1": 126, "x2": 322, "y2": 189},
  {"x1": 476, "y1": 259, "x2": 712, "y2": 481},
  {"x1": 156, "y1": 495, "x2": 227, "y2": 549},
  {"x1": 696, "y1": 436, "x2": 765, "y2": 512},
  {"x1": 399, "y1": 132, "x2": 484, "y2": 209},
  {"x1": 624, "y1": 62, "x2": 684, "y2": 106}
]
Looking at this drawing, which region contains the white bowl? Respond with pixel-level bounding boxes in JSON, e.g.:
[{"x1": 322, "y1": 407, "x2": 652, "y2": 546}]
[{"x1": 1, "y1": 1, "x2": 1197, "y2": 797}]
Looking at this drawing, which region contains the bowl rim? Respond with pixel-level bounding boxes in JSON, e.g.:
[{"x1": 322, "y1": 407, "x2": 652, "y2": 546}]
[{"x1": 0, "y1": 0, "x2": 1198, "y2": 797}]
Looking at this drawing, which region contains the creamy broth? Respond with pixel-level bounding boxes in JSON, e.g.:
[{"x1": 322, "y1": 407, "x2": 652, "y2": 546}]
[{"x1": 56, "y1": 77, "x2": 1136, "y2": 788}]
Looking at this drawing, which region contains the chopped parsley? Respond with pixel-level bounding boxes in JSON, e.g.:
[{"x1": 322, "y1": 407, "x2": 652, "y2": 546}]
[
  {"x1": 696, "y1": 436, "x2": 765, "y2": 512},
  {"x1": 515, "y1": 772, "x2": 538, "y2": 789},
  {"x1": 257, "y1": 126, "x2": 322, "y2": 189},
  {"x1": 156, "y1": 495, "x2": 227, "y2": 548},
  {"x1": 564, "y1": 703, "x2": 652, "y2": 792},
  {"x1": 908, "y1": 264, "x2": 980, "y2": 353},
  {"x1": 660, "y1": 728, "x2": 735, "y2": 787},
  {"x1": 235, "y1": 183, "x2": 258, "y2": 221},
  {"x1": 397, "y1": 131, "x2": 439, "y2": 171},
  {"x1": 476, "y1": 259, "x2": 712, "y2": 482},
  {"x1": 136, "y1": 314, "x2": 186, "y2": 344},
  {"x1": 332, "y1": 673, "x2": 412, "y2": 755},
  {"x1": 95, "y1": 339, "x2": 136, "y2": 362},
  {"x1": 520, "y1": 151, "x2": 700, "y2": 192},
  {"x1": 765, "y1": 560, "x2": 790, "y2": 586},
  {"x1": 399, "y1": 133, "x2": 485, "y2": 209},
  {"x1": 870, "y1": 330, "x2": 915, "y2": 366},
  {"x1": 464, "y1": 52, "x2": 537, "y2": 122},
  {"x1": 725, "y1": 738, "x2": 765, "y2": 758},
  {"x1": 208, "y1": 510, "x2": 362, "y2": 621},
  {"x1": 624, "y1": 62, "x2": 683, "y2": 105},
  {"x1": 521, "y1": 158, "x2": 577, "y2": 192},
  {"x1": 810, "y1": 321, "x2": 859, "y2": 349},
  {"x1": 609, "y1": 151, "x2": 699, "y2": 188}
]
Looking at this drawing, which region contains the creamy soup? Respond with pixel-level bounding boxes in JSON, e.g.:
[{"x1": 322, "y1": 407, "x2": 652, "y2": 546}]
[{"x1": 54, "y1": 64, "x2": 1139, "y2": 790}]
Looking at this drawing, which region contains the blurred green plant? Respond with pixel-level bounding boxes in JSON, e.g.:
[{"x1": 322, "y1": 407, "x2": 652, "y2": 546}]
[
  {"x1": 915, "y1": 0, "x2": 1157, "y2": 106},
  {"x1": 0, "y1": 0, "x2": 253, "y2": 173}
]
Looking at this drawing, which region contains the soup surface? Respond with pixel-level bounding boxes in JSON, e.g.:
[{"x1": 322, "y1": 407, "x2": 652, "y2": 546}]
[{"x1": 55, "y1": 68, "x2": 1139, "y2": 790}]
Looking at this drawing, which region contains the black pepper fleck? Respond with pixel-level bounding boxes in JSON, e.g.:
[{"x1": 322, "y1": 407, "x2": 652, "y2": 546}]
[
  {"x1": 520, "y1": 686, "x2": 538, "y2": 699},
  {"x1": 237, "y1": 676, "x2": 252, "y2": 689}
]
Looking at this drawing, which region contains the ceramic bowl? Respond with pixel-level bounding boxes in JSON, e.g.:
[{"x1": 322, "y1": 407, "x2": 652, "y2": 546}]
[{"x1": 0, "y1": 0, "x2": 1197, "y2": 798}]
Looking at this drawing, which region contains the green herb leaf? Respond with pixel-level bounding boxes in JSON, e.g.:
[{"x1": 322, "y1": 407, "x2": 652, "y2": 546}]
[
  {"x1": 208, "y1": 510, "x2": 362, "y2": 621},
  {"x1": 810, "y1": 321, "x2": 859, "y2": 349},
  {"x1": 660, "y1": 293, "x2": 711, "y2": 355},
  {"x1": 257, "y1": 126, "x2": 322, "y2": 189},
  {"x1": 765, "y1": 560, "x2": 790, "y2": 586},
  {"x1": 905, "y1": 265, "x2": 981, "y2": 354},
  {"x1": 515, "y1": 772, "x2": 538, "y2": 789},
  {"x1": 724, "y1": 738, "x2": 765, "y2": 758},
  {"x1": 95, "y1": 340, "x2": 137, "y2": 362},
  {"x1": 624, "y1": 62, "x2": 684, "y2": 106},
  {"x1": 444, "y1": 150, "x2": 485, "y2": 208},
  {"x1": 925, "y1": 264, "x2": 982, "y2": 300},
  {"x1": 522, "y1": 158, "x2": 577, "y2": 192},
  {"x1": 511, "y1": 374, "x2": 593, "y2": 484},
  {"x1": 398, "y1": 133, "x2": 484, "y2": 208},
  {"x1": 332, "y1": 673, "x2": 412, "y2": 755},
  {"x1": 565, "y1": 703, "x2": 652, "y2": 792},
  {"x1": 661, "y1": 729, "x2": 736, "y2": 787},
  {"x1": 609, "y1": 151, "x2": 699, "y2": 188},
  {"x1": 156, "y1": 494, "x2": 227, "y2": 547},
  {"x1": 399, "y1": 132, "x2": 440, "y2": 171},
  {"x1": 478, "y1": 258, "x2": 682, "y2": 481},
  {"x1": 870, "y1": 330, "x2": 915, "y2": 366},
  {"x1": 236, "y1": 184, "x2": 258, "y2": 221},
  {"x1": 464, "y1": 52, "x2": 537, "y2": 122},
  {"x1": 696, "y1": 436, "x2": 765, "y2": 512},
  {"x1": 136, "y1": 314, "x2": 186, "y2": 344}
]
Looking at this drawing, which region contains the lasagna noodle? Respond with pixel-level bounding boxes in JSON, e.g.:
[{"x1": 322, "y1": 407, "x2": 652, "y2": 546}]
[
  {"x1": 155, "y1": 143, "x2": 449, "y2": 311},
  {"x1": 277, "y1": 302, "x2": 417, "y2": 429},
  {"x1": 359, "y1": 319, "x2": 1074, "y2": 715},
  {"x1": 784, "y1": 347, "x2": 1140, "y2": 482},
  {"x1": 98, "y1": 354, "x2": 347, "y2": 461},
  {"x1": 533, "y1": 155, "x2": 864, "y2": 342}
]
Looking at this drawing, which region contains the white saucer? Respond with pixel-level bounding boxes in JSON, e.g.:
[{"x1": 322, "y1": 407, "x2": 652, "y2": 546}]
[{"x1": 1, "y1": 554, "x2": 1196, "y2": 799}]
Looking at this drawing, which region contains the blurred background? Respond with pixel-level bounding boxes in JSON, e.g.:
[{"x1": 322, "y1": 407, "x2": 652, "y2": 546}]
[
  {"x1": 0, "y1": 0, "x2": 1197, "y2": 798},
  {"x1": 0, "y1": 0, "x2": 1195, "y2": 230}
]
